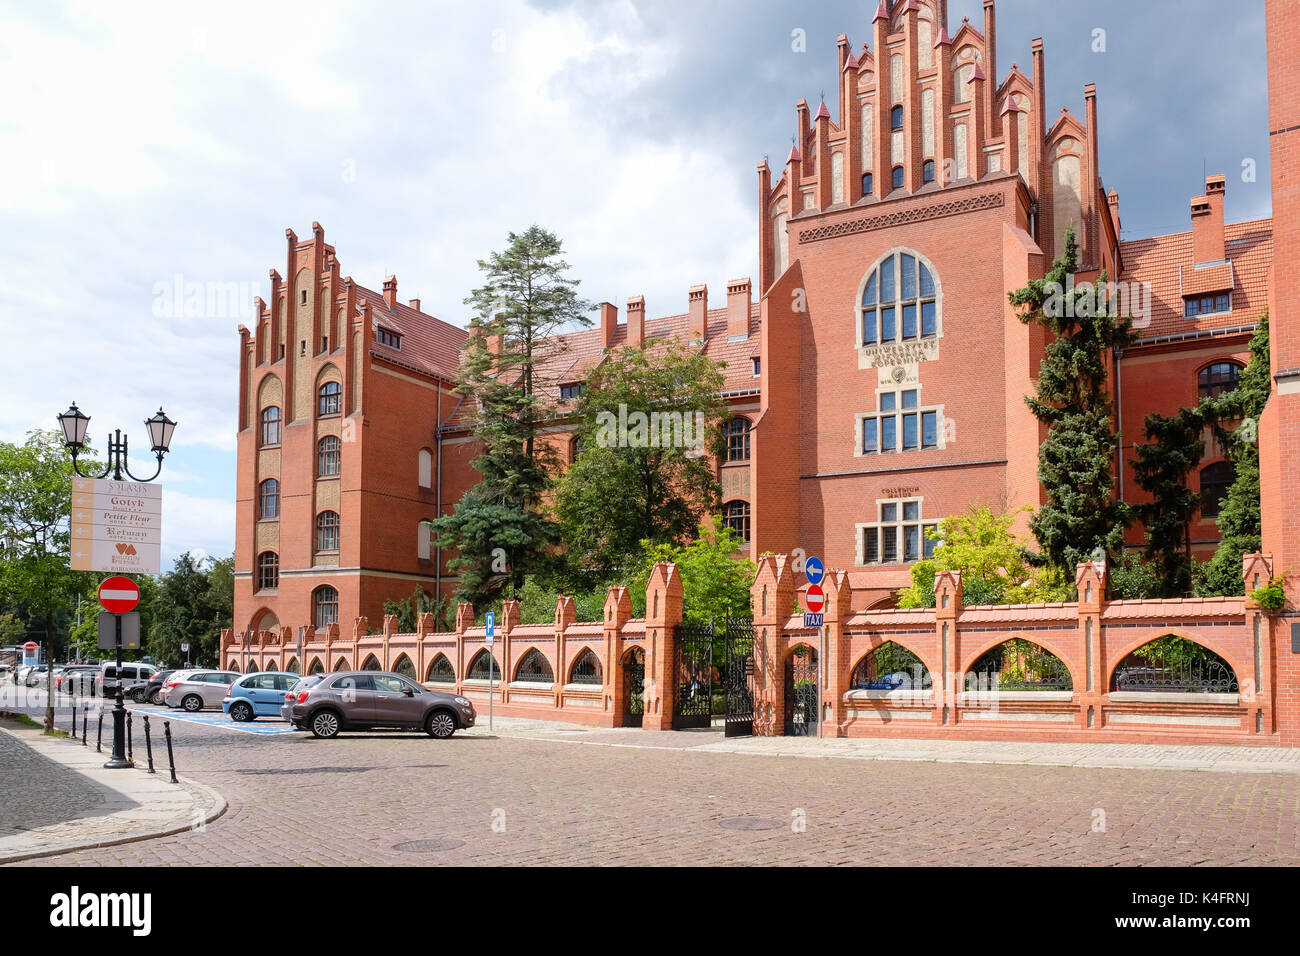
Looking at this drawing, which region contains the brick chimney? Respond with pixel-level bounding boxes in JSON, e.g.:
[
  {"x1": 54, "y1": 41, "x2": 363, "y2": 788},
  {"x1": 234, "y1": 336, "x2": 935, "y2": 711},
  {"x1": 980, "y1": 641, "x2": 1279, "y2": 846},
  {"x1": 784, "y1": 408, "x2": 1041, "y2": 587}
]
[
  {"x1": 599, "y1": 302, "x2": 617, "y2": 347},
  {"x1": 408, "y1": 298, "x2": 421, "y2": 312},
  {"x1": 688, "y1": 284, "x2": 708, "y2": 341},
  {"x1": 1191, "y1": 174, "x2": 1227, "y2": 264},
  {"x1": 626, "y1": 296, "x2": 645, "y2": 348},
  {"x1": 726, "y1": 278, "x2": 752, "y2": 339},
  {"x1": 383, "y1": 275, "x2": 398, "y2": 308}
]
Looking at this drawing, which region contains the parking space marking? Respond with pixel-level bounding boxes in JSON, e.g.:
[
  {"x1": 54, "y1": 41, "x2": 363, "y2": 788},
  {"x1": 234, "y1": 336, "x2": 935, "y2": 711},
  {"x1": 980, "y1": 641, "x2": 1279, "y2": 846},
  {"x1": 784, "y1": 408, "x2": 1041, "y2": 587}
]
[{"x1": 125, "y1": 705, "x2": 300, "y2": 736}]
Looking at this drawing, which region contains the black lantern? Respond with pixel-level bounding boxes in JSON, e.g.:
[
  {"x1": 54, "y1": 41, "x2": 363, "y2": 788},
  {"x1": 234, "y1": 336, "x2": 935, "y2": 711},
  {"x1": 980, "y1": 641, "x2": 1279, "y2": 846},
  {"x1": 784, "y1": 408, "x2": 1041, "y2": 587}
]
[
  {"x1": 145, "y1": 407, "x2": 177, "y2": 453},
  {"x1": 57, "y1": 402, "x2": 91, "y2": 450}
]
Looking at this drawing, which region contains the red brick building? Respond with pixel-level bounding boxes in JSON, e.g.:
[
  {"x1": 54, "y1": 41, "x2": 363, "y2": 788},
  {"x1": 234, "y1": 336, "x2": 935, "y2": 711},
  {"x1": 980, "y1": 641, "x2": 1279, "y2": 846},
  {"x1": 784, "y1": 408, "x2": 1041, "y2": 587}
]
[{"x1": 233, "y1": 0, "x2": 1277, "y2": 638}]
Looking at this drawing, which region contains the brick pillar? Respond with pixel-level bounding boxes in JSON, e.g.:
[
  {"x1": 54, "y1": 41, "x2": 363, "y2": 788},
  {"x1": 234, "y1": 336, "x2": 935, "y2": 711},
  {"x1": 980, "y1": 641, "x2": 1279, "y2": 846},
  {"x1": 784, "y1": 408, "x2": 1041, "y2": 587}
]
[
  {"x1": 1076, "y1": 560, "x2": 1106, "y2": 730},
  {"x1": 821, "y1": 569, "x2": 853, "y2": 738},
  {"x1": 642, "y1": 562, "x2": 683, "y2": 730},
  {"x1": 1243, "y1": 553, "x2": 1275, "y2": 735},
  {"x1": 554, "y1": 595, "x2": 576, "y2": 708},
  {"x1": 750, "y1": 553, "x2": 796, "y2": 735},
  {"x1": 604, "y1": 586, "x2": 632, "y2": 720},
  {"x1": 383, "y1": 613, "x2": 397, "y2": 669},
  {"x1": 416, "y1": 611, "x2": 434, "y2": 680},
  {"x1": 455, "y1": 602, "x2": 472, "y2": 694},
  {"x1": 499, "y1": 600, "x2": 520, "y2": 703},
  {"x1": 934, "y1": 569, "x2": 961, "y2": 723}
]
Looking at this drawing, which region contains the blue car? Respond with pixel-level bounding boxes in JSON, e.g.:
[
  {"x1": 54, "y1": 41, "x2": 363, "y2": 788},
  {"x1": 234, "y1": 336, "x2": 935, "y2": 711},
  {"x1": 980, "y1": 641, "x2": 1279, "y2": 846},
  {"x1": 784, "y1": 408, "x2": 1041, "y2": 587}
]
[{"x1": 223, "y1": 671, "x2": 301, "y2": 721}]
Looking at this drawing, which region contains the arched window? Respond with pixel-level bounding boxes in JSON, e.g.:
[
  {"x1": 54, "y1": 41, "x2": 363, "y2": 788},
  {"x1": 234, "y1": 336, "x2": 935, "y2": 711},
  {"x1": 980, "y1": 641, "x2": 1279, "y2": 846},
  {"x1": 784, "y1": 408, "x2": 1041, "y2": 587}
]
[
  {"x1": 393, "y1": 655, "x2": 415, "y2": 678},
  {"x1": 256, "y1": 551, "x2": 279, "y2": 591},
  {"x1": 851, "y1": 642, "x2": 928, "y2": 689},
  {"x1": 284, "y1": 658, "x2": 300, "y2": 674},
  {"x1": 890, "y1": 105, "x2": 903, "y2": 131},
  {"x1": 417, "y1": 520, "x2": 435, "y2": 561},
  {"x1": 1110, "y1": 635, "x2": 1238, "y2": 693},
  {"x1": 570, "y1": 434, "x2": 585, "y2": 462},
  {"x1": 318, "y1": 381, "x2": 342, "y2": 416},
  {"x1": 467, "y1": 650, "x2": 499, "y2": 681},
  {"x1": 1198, "y1": 361, "x2": 1243, "y2": 400},
  {"x1": 862, "y1": 172, "x2": 873, "y2": 196},
  {"x1": 922, "y1": 159, "x2": 935, "y2": 183},
  {"x1": 260, "y1": 406, "x2": 281, "y2": 446},
  {"x1": 514, "y1": 649, "x2": 553, "y2": 684},
  {"x1": 417, "y1": 448, "x2": 433, "y2": 488},
  {"x1": 361, "y1": 654, "x2": 382, "y2": 671},
  {"x1": 258, "y1": 478, "x2": 280, "y2": 519},
  {"x1": 722, "y1": 500, "x2": 751, "y2": 543},
  {"x1": 317, "y1": 436, "x2": 340, "y2": 477},
  {"x1": 427, "y1": 654, "x2": 455, "y2": 683},
  {"x1": 313, "y1": 586, "x2": 338, "y2": 628},
  {"x1": 861, "y1": 251, "x2": 939, "y2": 346},
  {"x1": 1200, "y1": 461, "x2": 1236, "y2": 518},
  {"x1": 569, "y1": 649, "x2": 602, "y2": 685},
  {"x1": 316, "y1": 511, "x2": 339, "y2": 552},
  {"x1": 967, "y1": 639, "x2": 1072, "y2": 691},
  {"x1": 724, "y1": 417, "x2": 751, "y2": 462},
  {"x1": 891, "y1": 165, "x2": 904, "y2": 189},
  {"x1": 309, "y1": 658, "x2": 325, "y2": 675}
]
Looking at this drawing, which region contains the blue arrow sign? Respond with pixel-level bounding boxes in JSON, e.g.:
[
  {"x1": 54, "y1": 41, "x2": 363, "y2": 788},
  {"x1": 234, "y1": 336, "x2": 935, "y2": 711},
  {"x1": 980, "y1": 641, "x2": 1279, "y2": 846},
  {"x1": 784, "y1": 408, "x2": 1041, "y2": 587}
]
[{"x1": 804, "y1": 556, "x2": 825, "y2": 586}]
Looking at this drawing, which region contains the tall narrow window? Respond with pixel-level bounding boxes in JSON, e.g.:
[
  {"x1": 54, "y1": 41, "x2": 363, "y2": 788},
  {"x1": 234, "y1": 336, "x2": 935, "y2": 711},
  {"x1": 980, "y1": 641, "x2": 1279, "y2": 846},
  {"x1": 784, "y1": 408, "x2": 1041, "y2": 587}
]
[
  {"x1": 256, "y1": 551, "x2": 279, "y2": 591},
  {"x1": 318, "y1": 381, "x2": 341, "y2": 416},
  {"x1": 891, "y1": 165, "x2": 904, "y2": 189},
  {"x1": 317, "y1": 436, "x2": 340, "y2": 477},
  {"x1": 260, "y1": 406, "x2": 281, "y2": 446},
  {"x1": 1198, "y1": 361, "x2": 1243, "y2": 400},
  {"x1": 316, "y1": 511, "x2": 339, "y2": 552},
  {"x1": 258, "y1": 479, "x2": 280, "y2": 519},
  {"x1": 862, "y1": 172, "x2": 873, "y2": 197},
  {"x1": 891, "y1": 105, "x2": 903, "y2": 131},
  {"x1": 722, "y1": 500, "x2": 751, "y2": 543},
  {"x1": 313, "y1": 586, "x2": 338, "y2": 628},
  {"x1": 1200, "y1": 461, "x2": 1235, "y2": 519},
  {"x1": 725, "y1": 418, "x2": 751, "y2": 462},
  {"x1": 923, "y1": 160, "x2": 935, "y2": 183}
]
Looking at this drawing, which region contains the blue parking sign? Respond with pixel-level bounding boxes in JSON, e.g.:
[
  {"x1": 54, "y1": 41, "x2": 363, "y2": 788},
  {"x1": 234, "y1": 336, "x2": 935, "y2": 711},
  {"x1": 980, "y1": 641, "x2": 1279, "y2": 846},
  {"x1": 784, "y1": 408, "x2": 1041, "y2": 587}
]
[
  {"x1": 485, "y1": 611, "x2": 495, "y2": 645},
  {"x1": 804, "y1": 556, "x2": 824, "y2": 586}
]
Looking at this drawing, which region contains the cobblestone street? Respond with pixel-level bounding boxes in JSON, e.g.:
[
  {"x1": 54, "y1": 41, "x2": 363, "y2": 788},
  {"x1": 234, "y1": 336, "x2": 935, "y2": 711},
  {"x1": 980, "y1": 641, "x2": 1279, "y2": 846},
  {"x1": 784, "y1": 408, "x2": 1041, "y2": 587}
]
[{"x1": 6, "y1": 703, "x2": 1299, "y2": 867}]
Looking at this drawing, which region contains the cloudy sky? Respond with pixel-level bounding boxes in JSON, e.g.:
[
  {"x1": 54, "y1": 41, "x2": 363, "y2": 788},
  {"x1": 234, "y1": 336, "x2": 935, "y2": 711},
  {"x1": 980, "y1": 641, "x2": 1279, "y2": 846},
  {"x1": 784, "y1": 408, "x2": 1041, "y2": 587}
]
[{"x1": 0, "y1": 0, "x2": 1271, "y2": 569}]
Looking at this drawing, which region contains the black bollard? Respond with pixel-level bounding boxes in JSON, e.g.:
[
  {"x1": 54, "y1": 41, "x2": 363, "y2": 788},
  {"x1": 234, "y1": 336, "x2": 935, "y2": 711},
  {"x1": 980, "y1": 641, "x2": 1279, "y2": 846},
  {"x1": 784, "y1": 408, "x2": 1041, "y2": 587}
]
[
  {"x1": 163, "y1": 720, "x2": 177, "y2": 783},
  {"x1": 126, "y1": 710, "x2": 134, "y2": 766},
  {"x1": 82, "y1": 704, "x2": 89, "y2": 746},
  {"x1": 96, "y1": 711, "x2": 104, "y2": 753},
  {"x1": 143, "y1": 714, "x2": 155, "y2": 773},
  {"x1": 71, "y1": 695, "x2": 77, "y2": 739}
]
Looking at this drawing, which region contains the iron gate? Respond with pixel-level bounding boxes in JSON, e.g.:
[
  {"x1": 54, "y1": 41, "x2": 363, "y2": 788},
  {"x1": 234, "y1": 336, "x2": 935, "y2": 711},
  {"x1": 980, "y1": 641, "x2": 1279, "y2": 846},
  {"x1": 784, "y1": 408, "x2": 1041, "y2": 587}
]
[
  {"x1": 672, "y1": 618, "x2": 754, "y2": 736},
  {"x1": 785, "y1": 646, "x2": 819, "y2": 736},
  {"x1": 623, "y1": 647, "x2": 645, "y2": 726},
  {"x1": 721, "y1": 617, "x2": 754, "y2": 738}
]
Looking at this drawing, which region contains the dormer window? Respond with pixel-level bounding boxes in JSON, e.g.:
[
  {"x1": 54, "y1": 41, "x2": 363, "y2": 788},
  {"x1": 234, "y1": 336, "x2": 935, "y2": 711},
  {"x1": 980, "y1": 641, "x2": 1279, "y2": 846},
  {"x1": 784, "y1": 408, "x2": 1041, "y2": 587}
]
[
  {"x1": 376, "y1": 328, "x2": 402, "y2": 349},
  {"x1": 559, "y1": 383, "x2": 586, "y2": 401},
  {"x1": 1184, "y1": 293, "x2": 1231, "y2": 318}
]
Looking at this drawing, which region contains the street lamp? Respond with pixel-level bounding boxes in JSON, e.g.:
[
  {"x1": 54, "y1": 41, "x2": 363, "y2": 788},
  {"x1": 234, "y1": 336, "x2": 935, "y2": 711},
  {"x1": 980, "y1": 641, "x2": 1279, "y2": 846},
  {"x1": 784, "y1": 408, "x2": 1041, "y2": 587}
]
[{"x1": 57, "y1": 402, "x2": 177, "y2": 770}]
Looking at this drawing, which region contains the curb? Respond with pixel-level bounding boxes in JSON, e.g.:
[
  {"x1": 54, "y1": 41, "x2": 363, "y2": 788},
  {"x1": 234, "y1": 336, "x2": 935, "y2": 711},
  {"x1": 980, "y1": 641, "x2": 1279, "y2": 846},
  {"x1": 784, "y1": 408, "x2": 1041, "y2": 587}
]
[{"x1": 0, "y1": 723, "x2": 227, "y2": 864}]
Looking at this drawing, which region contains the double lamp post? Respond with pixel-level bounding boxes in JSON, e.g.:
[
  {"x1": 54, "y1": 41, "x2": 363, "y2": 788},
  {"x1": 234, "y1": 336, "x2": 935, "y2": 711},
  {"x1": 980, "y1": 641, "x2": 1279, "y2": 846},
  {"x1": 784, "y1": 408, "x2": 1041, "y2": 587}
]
[{"x1": 57, "y1": 402, "x2": 176, "y2": 770}]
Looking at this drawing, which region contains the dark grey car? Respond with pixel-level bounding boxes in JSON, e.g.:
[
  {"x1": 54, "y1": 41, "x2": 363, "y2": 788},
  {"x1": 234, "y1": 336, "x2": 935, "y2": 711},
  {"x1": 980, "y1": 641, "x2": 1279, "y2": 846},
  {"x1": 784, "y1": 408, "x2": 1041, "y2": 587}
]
[{"x1": 288, "y1": 671, "x2": 476, "y2": 739}]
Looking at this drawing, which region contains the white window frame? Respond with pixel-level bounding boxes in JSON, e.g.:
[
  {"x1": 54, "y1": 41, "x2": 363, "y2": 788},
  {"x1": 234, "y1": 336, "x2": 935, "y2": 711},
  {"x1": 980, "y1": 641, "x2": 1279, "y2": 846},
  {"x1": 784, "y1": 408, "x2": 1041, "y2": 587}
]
[
  {"x1": 855, "y1": 387, "x2": 946, "y2": 456},
  {"x1": 855, "y1": 497, "x2": 941, "y2": 566},
  {"x1": 854, "y1": 247, "x2": 943, "y2": 350}
]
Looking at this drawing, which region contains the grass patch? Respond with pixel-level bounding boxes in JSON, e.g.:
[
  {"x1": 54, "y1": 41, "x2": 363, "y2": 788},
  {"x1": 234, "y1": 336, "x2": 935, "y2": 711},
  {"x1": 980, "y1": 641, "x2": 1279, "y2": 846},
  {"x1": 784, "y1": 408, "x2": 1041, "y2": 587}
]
[{"x1": 0, "y1": 711, "x2": 70, "y2": 736}]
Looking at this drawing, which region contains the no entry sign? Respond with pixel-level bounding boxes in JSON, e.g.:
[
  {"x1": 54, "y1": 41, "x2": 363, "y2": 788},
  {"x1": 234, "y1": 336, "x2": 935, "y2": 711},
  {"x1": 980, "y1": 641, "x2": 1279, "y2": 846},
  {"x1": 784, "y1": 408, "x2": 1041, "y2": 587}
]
[
  {"x1": 805, "y1": 584, "x2": 825, "y2": 615},
  {"x1": 98, "y1": 576, "x2": 140, "y2": 614}
]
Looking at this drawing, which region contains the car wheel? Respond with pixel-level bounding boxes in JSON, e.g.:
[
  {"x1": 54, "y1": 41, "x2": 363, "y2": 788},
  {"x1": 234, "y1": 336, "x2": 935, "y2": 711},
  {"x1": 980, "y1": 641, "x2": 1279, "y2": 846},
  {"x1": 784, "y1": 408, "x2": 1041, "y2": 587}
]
[
  {"x1": 425, "y1": 710, "x2": 457, "y2": 739},
  {"x1": 149, "y1": 688, "x2": 164, "y2": 706},
  {"x1": 130, "y1": 688, "x2": 146, "y2": 703},
  {"x1": 310, "y1": 710, "x2": 341, "y2": 739},
  {"x1": 230, "y1": 701, "x2": 254, "y2": 722},
  {"x1": 182, "y1": 694, "x2": 203, "y2": 713}
]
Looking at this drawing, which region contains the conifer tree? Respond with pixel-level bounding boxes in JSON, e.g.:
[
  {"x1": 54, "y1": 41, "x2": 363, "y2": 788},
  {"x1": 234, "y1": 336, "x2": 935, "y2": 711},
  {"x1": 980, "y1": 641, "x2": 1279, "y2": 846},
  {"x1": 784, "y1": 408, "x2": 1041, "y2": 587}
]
[
  {"x1": 1130, "y1": 406, "x2": 1206, "y2": 596},
  {"x1": 1008, "y1": 228, "x2": 1137, "y2": 571}
]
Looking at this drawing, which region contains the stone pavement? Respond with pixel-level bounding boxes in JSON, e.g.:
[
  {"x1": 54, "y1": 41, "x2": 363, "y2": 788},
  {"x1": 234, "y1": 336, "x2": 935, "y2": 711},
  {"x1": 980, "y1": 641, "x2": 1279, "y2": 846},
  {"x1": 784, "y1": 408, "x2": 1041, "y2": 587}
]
[
  {"x1": 5, "y1": 710, "x2": 1297, "y2": 867},
  {"x1": 0, "y1": 720, "x2": 226, "y2": 864}
]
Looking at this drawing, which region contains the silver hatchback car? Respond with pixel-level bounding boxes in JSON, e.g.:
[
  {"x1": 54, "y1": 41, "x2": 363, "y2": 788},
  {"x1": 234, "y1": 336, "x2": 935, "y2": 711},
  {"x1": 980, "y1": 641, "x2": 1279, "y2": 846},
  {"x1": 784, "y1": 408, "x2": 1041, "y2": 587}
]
[
  {"x1": 288, "y1": 671, "x2": 475, "y2": 739},
  {"x1": 163, "y1": 670, "x2": 241, "y2": 712}
]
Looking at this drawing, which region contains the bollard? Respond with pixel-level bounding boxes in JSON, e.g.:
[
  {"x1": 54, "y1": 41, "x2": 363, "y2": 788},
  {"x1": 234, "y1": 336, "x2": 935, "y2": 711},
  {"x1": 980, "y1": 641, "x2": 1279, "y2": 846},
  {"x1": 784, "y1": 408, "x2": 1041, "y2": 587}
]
[
  {"x1": 71, "y1": 696, "x2": 77, "y2": 739},
  {"x1": 82, "y1": 704, "x2": 89, "y2": 746},
  {"x1": 163, "y1": 720, "x2": 178, "y2": 783},
  {"x1": 96, "y1": 712, "x2": 104, "y2": 753},
  {"x1": 126, "y1": 710, "x2": 134, "y2": 766},
  {"x1": 143, "y1": 714, "x2": 155, "y2": 773}
]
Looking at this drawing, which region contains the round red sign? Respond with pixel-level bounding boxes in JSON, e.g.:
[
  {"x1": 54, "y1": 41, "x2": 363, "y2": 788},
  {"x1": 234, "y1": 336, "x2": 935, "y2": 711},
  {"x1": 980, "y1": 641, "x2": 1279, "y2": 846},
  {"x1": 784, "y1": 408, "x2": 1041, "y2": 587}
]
[
  {"x1": 805, "y1": 584, "x2": 825, "y2": 614},
  {"x1": 98, "y1": 575, "x2": 139, "y2": 614},
  {"x1": 22, "y1": 641, "x2": 38, "y2": 651}
]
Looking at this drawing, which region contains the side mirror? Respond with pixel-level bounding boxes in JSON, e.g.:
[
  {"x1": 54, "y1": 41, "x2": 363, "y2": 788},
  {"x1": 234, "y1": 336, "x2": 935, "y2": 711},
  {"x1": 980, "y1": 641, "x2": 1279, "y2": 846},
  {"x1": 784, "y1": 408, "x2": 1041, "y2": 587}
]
[{"x1": 403, "y1": 687, "x2": 415, "y2": 697}]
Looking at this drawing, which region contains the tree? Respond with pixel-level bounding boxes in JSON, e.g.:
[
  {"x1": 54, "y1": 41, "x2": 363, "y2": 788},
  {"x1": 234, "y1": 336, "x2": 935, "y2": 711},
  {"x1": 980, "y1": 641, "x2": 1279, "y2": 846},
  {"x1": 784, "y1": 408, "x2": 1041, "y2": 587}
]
[
  {"x1": 1200, "y1": 314, "x2": 1270, "y2": 595},
  {"x1": 145, "y1": 553, "x2": 233, "y2": 667},
  {"x1": 0, "y1": 430, "x2": 99, "y2": 731},
  {"x1": 1009, "y1": 228, "x2": 1136, "y2": 571},
  {"x1": 434, "y1": 225, "x2": 593, "y2": 609},
  {"x1": 383, "y1": 585, "x2": 450, "y2": 633},
  {"x1": 896, "y1": 506, "x2": 1073, "y2": 608},
  {"x1": 554, "y1": 340, "x2": 727, "y2": 580},
  {"x1": 1129, "y1": 405, "x2": 1207, "y2": 596},
  {"x1": 628, "y1": 516, "x2": 755, "y2": 626}
]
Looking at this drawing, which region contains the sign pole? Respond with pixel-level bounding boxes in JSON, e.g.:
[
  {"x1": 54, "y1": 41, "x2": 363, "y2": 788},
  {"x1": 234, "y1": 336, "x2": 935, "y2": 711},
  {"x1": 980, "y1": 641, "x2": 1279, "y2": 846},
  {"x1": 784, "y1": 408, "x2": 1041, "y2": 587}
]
[
  {"x1": 819, "y1": 624, "x2": 825, "y2": 740},
  {"x1": 104, "y1": 609, "x2": 130, "y2": 768}
]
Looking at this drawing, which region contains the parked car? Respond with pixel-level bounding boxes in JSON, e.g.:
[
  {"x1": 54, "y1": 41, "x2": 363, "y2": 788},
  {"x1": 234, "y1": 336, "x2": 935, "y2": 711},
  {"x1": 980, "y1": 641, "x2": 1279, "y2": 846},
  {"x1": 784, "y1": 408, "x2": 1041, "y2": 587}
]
[
  {"x1": 223, "y1": 671, "x2": 301, "y2": 721},
  {"x1": 23, "y1": 665, "x2": 50, "y2": 687},
  {"x1": 136, "y1": 669, "x2": 178, "y2": 705},
  {"x1": 163, "y1": 670, "x2": 240, "y2": 712},
  {"x1": 288, "y1": 670, "x2": 475, "y2": 739},
  {"x1": 55, "y1": 665, "x2": 99, "y2": 696},
  {"x1": 96, "y1": 662, "x2": 157, "y2": 699},
  {"x1": 280, "y1": 675, "x2": 323, "y2": 722}
]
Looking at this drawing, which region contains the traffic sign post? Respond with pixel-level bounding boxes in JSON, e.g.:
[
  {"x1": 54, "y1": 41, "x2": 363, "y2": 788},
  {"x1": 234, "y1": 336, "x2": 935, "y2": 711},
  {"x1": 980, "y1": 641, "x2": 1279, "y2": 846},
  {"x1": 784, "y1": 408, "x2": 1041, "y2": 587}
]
[
  {"x1": 485, "y1": 612, "x2": 496, "y2": 732},
  {"x1": 98, "y1": 574, "x2": 140, "y2": 770}
]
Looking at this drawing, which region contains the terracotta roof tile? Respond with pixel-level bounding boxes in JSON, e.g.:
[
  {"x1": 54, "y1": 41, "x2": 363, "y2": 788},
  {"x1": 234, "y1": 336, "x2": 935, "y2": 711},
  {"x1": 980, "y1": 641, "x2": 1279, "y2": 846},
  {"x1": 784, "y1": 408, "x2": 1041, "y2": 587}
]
[{"x1": 354, "y1": 284, "x2": 467, "y2": 381}]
